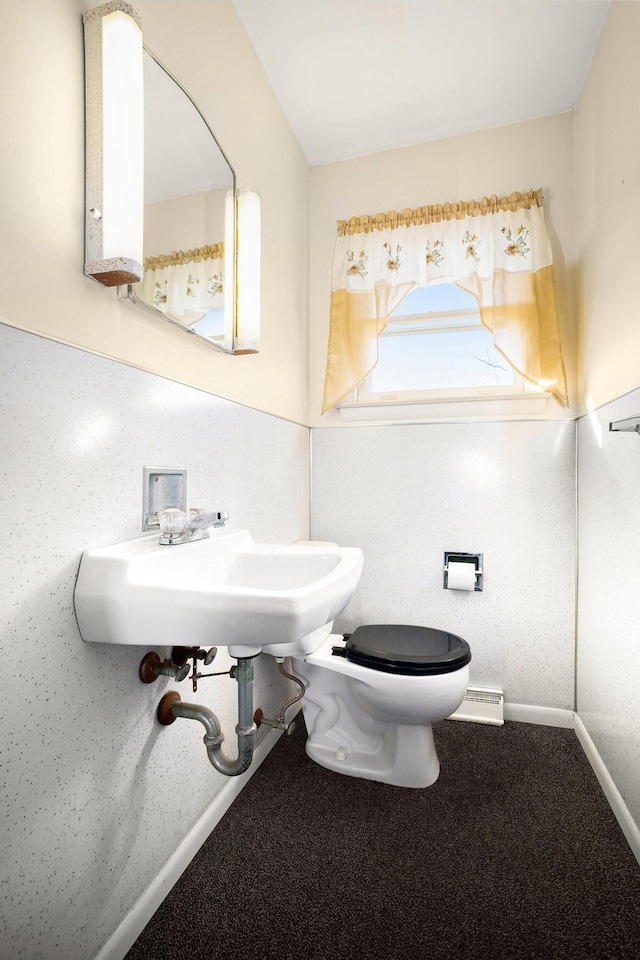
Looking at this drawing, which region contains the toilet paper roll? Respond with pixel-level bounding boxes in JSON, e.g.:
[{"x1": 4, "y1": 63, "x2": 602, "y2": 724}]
[{"x1": 447, "y1": 561, "x2": 476, "y2": 591}]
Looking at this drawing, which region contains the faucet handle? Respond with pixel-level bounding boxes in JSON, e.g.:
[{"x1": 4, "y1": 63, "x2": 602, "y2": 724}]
[
  {"x1": 159, "y1": 508, "x2": 188, "y2": 544},
  {"x1": 159, "y1": 507, "x2": 229, "y2": 545}
]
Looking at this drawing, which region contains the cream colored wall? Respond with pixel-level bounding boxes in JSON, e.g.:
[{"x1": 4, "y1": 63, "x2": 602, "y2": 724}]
[
  {"x1": 309, "y1": 113, "x2": 577, "y2": 425},
  {"x1": 0, "y1": 0, "x2": 309, "y2": 424},
  {"x1": 144, "y1": 188, "x2": 227, "y2": 255},
  {"x1": 574, "y1": 0, "x2": 640, "y2": 414}
]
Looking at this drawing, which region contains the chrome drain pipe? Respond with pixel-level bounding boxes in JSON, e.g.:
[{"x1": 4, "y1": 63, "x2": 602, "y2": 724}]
[{"x1": 158, "y1": 657, "x2": 257, "y2": 777}]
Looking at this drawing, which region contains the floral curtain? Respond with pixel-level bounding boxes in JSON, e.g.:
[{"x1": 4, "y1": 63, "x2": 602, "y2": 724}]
[
  {"x1": 322, "y1": 189, "x2": 568, "y2": 413},
  {"x1": 137, "y1": 242, "x2": 225, "y2": 326}
]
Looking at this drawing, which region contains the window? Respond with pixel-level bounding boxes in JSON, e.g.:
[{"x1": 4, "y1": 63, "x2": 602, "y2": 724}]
[
  {"x1": 356, "y1": 283, "x2": 522, "y2": 402},
  {"x1": 324, "y1": 191, "x2": 567, "y2": 415},
  {"x1": 338, "y1": 281, "x2": 551, "y2": 421}
]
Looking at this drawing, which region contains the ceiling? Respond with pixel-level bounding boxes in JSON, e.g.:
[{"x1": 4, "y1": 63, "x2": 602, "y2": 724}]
[{"x1": 231, "y1": 0, "x2": 611, "y2": 166}]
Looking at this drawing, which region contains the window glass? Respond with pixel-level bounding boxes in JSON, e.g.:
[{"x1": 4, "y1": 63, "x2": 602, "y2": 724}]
[
  {"x1": 363, "y1": 283, "x2": 516, "y2": 396},
  {"x1": 371, "y1": 327, "x2": 513, "y2": 392},
  {"x1": 397, "y1": 283, "x2": 478, "y2": 314}
]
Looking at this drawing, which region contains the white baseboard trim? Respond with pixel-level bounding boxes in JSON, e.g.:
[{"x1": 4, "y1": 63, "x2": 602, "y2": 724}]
[
  {"x1": 93, "y1": 725, "x2": 288, "y2": 960},
  {"x1": 504, "y1": 702, "x2": 575, "y2": 728},
  {"x1": 574, "y1": 713, "x2": 640, "y2": 868}
]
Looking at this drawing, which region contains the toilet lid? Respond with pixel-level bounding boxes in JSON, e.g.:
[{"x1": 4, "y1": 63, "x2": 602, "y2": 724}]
[{"x1": 339, "y1": 624, "x2": 471, "y2": 675}]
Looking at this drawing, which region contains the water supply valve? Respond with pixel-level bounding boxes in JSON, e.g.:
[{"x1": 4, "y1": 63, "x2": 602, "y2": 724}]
[
  {"x1": 139, "y1": 652, "x2": 190, "y2": 683},
  {"x1": 172, "y1": 645, "x2": 227, "y2": 693},
  {"x1": 253, "y1": 708, "x2": 297, "y2": 737}
]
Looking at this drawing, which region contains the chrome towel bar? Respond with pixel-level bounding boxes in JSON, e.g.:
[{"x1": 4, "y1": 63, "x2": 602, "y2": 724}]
[{"x1": 609, "y1": 416, "x2": 640, "y2": 434}]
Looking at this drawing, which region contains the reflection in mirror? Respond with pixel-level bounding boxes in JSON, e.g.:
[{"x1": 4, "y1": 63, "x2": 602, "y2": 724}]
[{"x1": 126, "y1": 50, "x2": 237, "y2": 351}]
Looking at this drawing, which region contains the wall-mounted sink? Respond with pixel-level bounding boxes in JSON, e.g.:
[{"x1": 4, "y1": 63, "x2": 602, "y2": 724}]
[{"x1": 74, "y1": 528, "x2": 363, "y2": 657}]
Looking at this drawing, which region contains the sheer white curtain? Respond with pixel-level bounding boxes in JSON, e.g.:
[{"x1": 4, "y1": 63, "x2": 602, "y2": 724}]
[{"x1": 138, "y1": 243, "x2": 224, "y2": 326}]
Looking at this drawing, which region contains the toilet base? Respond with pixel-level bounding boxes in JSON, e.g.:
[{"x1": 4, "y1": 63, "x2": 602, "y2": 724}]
[
  {"x1": 292, "y1": 631, "x2": 469, "y2": 789},
  {"x1": 304, "y1": 718, "x2": 440, "y2": 788}
]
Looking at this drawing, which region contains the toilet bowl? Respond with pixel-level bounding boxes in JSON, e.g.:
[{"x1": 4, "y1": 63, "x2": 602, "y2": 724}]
[{"x1": 289, "y1": 623, "x2": 471, "y2": 789}]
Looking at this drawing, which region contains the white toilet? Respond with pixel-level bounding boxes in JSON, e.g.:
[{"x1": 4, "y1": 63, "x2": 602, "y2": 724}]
[{"x1": 288, "y1": 622, "x2": 471, "y2": 789}]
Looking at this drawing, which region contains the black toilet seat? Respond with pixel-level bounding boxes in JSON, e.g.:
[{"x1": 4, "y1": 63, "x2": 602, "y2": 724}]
[{"x1": 332, "y1": 624, "x2": 471, "y2": 676}]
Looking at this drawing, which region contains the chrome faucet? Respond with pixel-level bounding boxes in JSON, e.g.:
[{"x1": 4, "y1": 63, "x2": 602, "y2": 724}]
[{"x1": 159, "y1": 507, "x2": 229, "y2": 545}]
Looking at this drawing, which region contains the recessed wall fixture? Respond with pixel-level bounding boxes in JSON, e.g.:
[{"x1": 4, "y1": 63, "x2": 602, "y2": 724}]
[{"x1": 83, "y1": 1, "x2": 144, "y2": 287}]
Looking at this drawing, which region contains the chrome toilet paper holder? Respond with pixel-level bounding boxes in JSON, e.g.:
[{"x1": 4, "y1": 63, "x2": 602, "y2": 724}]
[{"x1": 443, "y1": 552, "x2": 484, "y2": 592}]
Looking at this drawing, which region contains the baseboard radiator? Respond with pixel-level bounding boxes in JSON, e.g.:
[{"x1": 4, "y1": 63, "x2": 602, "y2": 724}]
[{"x1": 448, "y1": 686, "x2": 504, "y2": 726}]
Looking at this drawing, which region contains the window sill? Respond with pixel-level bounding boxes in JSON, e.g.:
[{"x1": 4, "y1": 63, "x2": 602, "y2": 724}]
[{"x1": 337, "y1": 391, "x2": 552, "y2": 424}]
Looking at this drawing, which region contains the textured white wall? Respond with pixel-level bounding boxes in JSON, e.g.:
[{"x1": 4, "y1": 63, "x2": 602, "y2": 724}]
[
  {"x1": 0, "y1": 323, "x2": 309, "y2": 960},
  {"x1": 311, "y1": 420, "x2": 576, "y2": 709},
  {"x1": 572, "y1": 0, "x2": 640, "y2": 846},
  {"x1": 577, "y1": 388, "x2": 640, "y2": 829}
]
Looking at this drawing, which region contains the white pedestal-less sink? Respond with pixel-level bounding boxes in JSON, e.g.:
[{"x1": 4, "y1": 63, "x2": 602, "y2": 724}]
[{"x1": 74, "y1": 528, "x2": 364, "y2": 657}]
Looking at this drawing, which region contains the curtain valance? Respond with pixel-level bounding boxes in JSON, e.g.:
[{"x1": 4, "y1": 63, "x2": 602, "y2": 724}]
[
  {"x1": 138, "y1": 242, "x2": 225, "y2": 326},
  {"x1": 336, "y1": 188, "x2": 544, "y2": 235},
  {"x1": 322, "y1": 189, "x2": 568, "y2": 413}
]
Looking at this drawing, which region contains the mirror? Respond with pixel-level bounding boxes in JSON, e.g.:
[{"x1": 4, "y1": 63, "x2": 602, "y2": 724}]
[
  {"x1": 84, "y1": 2, "x2": 259, "y2": 353},
  {"x1": 121, "y1": 49, "x2": 237, "y2": 351}
]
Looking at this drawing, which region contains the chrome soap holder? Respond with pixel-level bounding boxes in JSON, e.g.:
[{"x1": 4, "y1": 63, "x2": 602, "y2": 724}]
[{"x1": 142, "y1": 466, "x2": 187, "y2": 530}]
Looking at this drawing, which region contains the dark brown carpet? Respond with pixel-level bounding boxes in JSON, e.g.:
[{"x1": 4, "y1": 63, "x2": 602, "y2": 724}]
[{"x1": 126, "y1": 718, "x2": 640, "y2": 960}]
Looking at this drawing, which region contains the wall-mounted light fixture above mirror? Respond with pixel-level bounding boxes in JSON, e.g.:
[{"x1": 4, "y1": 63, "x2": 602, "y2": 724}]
[{"x1": 83, "y1": 1, "x2": 260, "y2": 355}]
